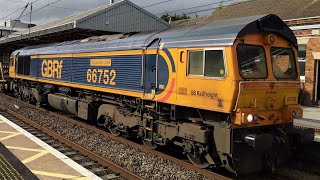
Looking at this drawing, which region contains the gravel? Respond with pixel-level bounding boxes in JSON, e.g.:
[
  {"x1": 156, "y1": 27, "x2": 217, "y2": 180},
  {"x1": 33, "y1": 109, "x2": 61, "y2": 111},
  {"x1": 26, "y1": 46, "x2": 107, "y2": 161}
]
[{"x1": 0, "y1": 95, "x2": 206, "y2": 180}]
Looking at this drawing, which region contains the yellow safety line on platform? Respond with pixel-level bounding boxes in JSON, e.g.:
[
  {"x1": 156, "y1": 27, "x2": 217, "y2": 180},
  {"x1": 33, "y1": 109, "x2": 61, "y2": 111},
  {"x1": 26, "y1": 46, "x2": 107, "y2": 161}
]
[
  {"x1": 0, "y1": 132, "x2": 21, "y2": 141},
  {"x1": 22, "y1": 151, "x2": 49, "y2": 164},
  {"x1": 6, "y1": 146, "x2": 50, "y2": 164},
  {"x1": 6, "y1": 146, "x2": 45, "y2": 152},
  {"x1": 71, "y1": 177, "x2": 93, "y2": 180},
  {"x1": 0, "y1": 130, "x2": 19, "y2": 134},
  {"x1": 31, "y1": 170, "x2": 87, "y2": 179}
]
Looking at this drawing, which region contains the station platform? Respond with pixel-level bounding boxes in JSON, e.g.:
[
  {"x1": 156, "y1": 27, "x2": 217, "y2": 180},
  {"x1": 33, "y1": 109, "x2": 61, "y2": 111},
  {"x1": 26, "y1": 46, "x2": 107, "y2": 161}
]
[
  {"x1": 0, "y1": 142, "x2": 37, "y2": 179},
  {"x1": 302, "y1": 106, "x2": 320, "y2": 121},
  {"x1": 0, "y1": 114, "x2": 101, "y2": 180},
  {"x1": 301, "y1": 106, "x2": 320, "y2": 142}
]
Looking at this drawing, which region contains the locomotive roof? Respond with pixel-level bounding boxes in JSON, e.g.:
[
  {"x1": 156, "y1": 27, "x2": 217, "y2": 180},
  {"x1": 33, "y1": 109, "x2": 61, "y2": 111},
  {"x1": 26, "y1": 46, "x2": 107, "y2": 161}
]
[{"x1": 13, "y1": 14, "x2": 297, "y2": 56}]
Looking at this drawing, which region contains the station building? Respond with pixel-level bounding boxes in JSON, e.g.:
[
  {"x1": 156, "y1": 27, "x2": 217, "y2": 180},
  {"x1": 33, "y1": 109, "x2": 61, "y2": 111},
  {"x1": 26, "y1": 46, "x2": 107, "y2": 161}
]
[
  {"x1": 0, "y1": 0, "x2": 170, "y2": 76},
  {"x1": 175, "y1": 0, "x2": 320, "y2": 106}
]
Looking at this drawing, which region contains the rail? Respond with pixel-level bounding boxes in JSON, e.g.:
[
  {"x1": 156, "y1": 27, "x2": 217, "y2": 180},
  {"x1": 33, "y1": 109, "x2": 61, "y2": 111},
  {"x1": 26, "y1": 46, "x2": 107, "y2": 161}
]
[
  {"x1": 0, "y1": 104, "x2": 143, "y2": 180},
  {"x1": 0, "y1": 93, "x2": 230, "y2": 180}
]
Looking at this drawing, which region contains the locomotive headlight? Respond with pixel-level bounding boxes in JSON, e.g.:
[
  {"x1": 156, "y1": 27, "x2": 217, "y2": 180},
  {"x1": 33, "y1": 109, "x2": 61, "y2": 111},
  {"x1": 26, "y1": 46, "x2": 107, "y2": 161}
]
[
  {"x1": 247, "y1": 114, "x2": 254, "y2": 122},
  {"x1": 292, "y1": 111, "x2": 296, "y2": 118},
  {"x1": 253, "y1": 114, "x2": 259, "y2": 121},
  {"x1": 270, "y1": 34, "x2": 276, "y2": 43}
]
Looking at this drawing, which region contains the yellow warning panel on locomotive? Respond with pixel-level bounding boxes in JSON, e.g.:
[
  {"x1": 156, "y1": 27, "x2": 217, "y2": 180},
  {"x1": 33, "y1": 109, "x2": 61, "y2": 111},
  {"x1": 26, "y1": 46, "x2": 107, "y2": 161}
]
[{"x1": 90, "y1": 59, "x2": 112, "y2": 66}]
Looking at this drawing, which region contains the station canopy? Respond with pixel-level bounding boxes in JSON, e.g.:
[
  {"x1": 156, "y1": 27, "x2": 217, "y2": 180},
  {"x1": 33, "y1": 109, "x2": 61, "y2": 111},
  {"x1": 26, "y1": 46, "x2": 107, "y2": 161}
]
[{"x1": 0, "y1": 0, "x2": 170, "y2": 50}]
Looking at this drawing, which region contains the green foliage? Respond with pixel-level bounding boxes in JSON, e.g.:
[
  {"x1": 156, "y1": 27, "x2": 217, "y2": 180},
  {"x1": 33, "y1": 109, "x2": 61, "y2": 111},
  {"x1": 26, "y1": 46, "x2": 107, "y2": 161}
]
[
  {"x1": 161, "y1": 12, "x2": 191, "y2": 22},
  {"x1": 212, "y1": 0, "x2": 224, "y2": 15}
]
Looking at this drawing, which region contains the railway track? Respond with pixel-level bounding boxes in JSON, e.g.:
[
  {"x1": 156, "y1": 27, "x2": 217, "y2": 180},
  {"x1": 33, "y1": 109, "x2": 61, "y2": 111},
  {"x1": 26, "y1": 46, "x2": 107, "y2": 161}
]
[
  {"x1": 0, "y1": 93, "x2": 230, "y2": 180},
  {"x1": 0, "y1": 109, "x2": 141, "y2": 180}
]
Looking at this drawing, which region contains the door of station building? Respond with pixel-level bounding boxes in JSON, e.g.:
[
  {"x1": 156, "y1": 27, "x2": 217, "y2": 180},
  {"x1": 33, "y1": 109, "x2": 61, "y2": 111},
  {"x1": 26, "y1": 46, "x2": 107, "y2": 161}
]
[{"x1": 317, "y1": 60, "x2": 320, "y2": 103}]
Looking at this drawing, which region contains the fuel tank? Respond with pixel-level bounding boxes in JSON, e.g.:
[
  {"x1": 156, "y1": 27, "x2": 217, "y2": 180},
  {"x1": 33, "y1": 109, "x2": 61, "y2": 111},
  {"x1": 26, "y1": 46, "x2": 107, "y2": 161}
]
[{"x1": 48, "y1": 93, "x2": 78, "y2": 115}]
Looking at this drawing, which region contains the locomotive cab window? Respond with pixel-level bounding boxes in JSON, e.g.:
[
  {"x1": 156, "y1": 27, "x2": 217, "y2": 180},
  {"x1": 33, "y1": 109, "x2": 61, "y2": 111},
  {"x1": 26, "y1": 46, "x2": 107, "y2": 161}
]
[
  {"x1": 237, "y1": 45, "x2": 267, "y2": 79},
  {"x1": 188, "y1": 49, "x2": 226, "y2": 77},
  {"x1": 271, "y1": 47, "x2": 297, "y2": 79}
]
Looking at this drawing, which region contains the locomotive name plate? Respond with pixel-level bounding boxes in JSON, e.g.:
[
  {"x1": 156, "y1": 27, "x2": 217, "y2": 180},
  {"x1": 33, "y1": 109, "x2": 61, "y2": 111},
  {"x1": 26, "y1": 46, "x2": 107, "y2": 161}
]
[
  {"x1": 285, "y1": 96, "x2": 298, "y2": 105},
  {"x1": 90, "y1": 59, "x2": 112, "y2": 66}
]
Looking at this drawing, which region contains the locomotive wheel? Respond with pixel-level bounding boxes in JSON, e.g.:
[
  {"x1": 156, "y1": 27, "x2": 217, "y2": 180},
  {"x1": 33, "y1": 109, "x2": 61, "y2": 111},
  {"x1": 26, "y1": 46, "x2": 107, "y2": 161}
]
[
  {"x1": 35, "y1": 102, "x2": 41, "y2": 107},
  {"x1": 0, "y1": 84, "x2": 3, "y2": 93},
  {"x1": 143, "y1": 139, "x2": 157, "y2": 149},
  {"x1": 109, "y1": 127, "x2": 121, "y2": 136},
  {"x1": 187, "y1": 153, "x2": 210, "y2": 169}
]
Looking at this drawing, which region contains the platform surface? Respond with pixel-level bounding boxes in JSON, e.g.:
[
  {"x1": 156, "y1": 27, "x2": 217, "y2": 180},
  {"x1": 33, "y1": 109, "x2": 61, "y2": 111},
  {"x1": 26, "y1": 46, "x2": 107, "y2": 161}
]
[
  {"x1": 0, "y1": 142, "x2": 38, "y2": 179},
  {"x1": 301, "y1": 106, "x2": 320, "y2": 142},
  {"x1": 0, "y1": 114, "x2": 101, "y2": 180},
  {"x1": 302, "y1": 106, "x2": 320, "y2": 121}
]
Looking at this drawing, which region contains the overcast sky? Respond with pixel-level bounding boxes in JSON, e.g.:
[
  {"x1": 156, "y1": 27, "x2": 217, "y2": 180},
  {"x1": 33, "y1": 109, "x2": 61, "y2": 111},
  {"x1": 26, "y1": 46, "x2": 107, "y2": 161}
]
[{"x1": 0, "y1": 0, "x2": 244, "y2": 26}]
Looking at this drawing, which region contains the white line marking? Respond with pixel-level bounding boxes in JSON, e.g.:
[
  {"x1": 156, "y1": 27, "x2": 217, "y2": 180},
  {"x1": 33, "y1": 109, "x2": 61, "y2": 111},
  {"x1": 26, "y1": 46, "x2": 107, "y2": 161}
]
[{"x1": 0, "y1": 114, "x2": 102, "y2": 180}]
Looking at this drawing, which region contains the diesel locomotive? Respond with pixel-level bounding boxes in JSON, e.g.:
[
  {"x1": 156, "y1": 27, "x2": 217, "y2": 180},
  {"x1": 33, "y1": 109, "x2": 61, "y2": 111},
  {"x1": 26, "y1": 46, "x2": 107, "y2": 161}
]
[{"x1": 1, "y1": 14, "x2": 303, "y2": 175}]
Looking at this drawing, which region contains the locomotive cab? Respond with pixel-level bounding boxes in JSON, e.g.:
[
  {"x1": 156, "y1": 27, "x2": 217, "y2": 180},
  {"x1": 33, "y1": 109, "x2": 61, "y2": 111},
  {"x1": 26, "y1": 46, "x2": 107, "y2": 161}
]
[
  {"x1": 229, "y1": 24, "x2": 303, "y2": 173},
  {"x1": 233, "y1": 33, "x2": 302, "y2": 127}
]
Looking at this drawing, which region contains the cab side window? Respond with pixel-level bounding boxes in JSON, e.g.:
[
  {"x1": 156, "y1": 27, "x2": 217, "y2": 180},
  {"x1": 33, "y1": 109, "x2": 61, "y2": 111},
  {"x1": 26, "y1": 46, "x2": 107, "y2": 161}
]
[
  {"x1": 10, "y1": 57, "x2": 14, "y2": 66},
  {"x1": 205, "y1": 50, "x2": 225, "y2": 77},
  {"x1": 188, "y1": 51, "x2": 203, "y2": 75},
  {"x1": 17, "y1": 56, "x2": 31, "y2": 76},
  {"x1": 188, "y1": 49, "x2": 226, "y2": 77}
]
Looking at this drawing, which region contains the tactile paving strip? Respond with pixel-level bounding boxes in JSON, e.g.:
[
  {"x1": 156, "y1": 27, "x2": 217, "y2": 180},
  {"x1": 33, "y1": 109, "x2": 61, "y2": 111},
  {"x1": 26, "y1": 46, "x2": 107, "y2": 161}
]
[{"x1": 0, "y1": 142, "x2": 39, "y2": 180}]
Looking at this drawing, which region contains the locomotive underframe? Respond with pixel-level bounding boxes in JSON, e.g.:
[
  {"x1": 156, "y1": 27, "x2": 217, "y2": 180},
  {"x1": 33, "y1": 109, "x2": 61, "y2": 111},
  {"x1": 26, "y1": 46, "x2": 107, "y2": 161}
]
[{"x1": 1, "y1": 78, "x2": 299, "y2": 175}]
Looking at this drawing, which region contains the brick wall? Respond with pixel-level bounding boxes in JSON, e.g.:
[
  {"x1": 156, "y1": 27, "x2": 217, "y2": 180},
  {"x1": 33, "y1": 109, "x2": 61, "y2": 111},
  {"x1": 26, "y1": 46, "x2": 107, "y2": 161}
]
[
  {"x1": 292, "y1": 31, "x2": 320, "y2": 105},
  {"x1": 294, "y1": 29, "x2": 312, "y2": 36},
  {"x1": 303, "y1": 38, "x2": 318, "y2": 105},
  {"x1": 285, "y1": 17, "x2": 320, "y2": 105},
  {"x1": 286, "y1": 17, "x2": 320, "y2": 26}
]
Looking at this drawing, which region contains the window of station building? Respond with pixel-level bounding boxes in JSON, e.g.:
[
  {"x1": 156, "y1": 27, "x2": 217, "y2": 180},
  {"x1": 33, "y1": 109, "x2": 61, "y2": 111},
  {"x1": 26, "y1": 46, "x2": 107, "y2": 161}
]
[
  {"x1": 298, "y1": 44, "x2": 306, "y2": 82},
  {"x1": 188, "y1": 49, "x2": 226, "y2": 78}
]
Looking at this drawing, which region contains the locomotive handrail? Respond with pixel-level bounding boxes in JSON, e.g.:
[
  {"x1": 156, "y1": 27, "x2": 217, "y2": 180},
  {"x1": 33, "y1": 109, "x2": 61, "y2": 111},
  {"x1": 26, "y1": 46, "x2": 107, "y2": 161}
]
[
  {"x1": 233, "y1": 80, "x2": 301, "y2": 111},
  {"x1": 155, "y1": 51, "x2": 159, "y2": 90},
  {"x1": 0, "y1": 62, "x2": 4, "y2": 82},
  {"x1": 141, "y1": 48, "x2": 145, "y2": 88}
]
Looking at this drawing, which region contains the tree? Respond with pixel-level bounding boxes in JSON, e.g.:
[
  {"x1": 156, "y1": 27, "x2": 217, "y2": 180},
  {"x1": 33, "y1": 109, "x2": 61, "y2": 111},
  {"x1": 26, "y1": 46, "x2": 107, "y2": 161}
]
[
  {"x1": 212, "y1": 0, "x2": 224, "y2": 15},
  {"x1": 161, "y1": 12, "x2": 191, "y2": 22}
]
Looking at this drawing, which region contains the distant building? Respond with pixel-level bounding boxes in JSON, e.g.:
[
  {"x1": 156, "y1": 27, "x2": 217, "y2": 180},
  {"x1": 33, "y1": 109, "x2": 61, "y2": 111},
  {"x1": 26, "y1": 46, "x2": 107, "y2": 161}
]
[
  {"x1": 175, "y1": 0, "x2": 320, "y2": 106},
  {"x1": 0, "y1": 20, "x2": 35, "y2": 38},
  {"x1": 0, "y1": 20, "x2": 35, "y2": 73},
  {"x1": 4, "y1": 20, "x2": 35, "y2": 29},
  {"x1": 0, "y1": 0, "x2": 170, "y2": 77}
]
